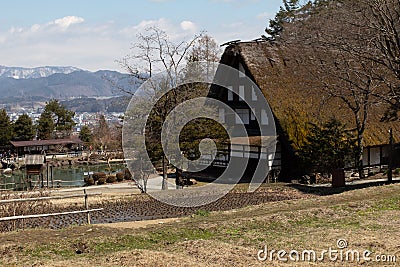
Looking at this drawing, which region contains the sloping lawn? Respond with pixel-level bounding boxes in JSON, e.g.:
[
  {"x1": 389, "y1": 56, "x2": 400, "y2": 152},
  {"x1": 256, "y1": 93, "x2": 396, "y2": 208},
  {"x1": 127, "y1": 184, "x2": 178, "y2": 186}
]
[{"x1": 0, "y1": 183, "x2": 399, "y2": 266}]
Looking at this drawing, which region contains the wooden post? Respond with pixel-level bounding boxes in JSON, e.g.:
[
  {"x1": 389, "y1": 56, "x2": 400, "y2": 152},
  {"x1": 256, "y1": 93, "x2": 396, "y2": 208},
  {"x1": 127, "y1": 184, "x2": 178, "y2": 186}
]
[
  {"x1": 84, "y1": 189, "x2": 91, "y2": 224},
  {"x1": 380, "y1": 146, "x2": 383, "y2": 172},
  {"x1": 46, "y1": 165, "x2": 49, "y2": 188},
  {"x1": 367, "y1": 147, "x2": 371, "y2": 176},
  {"x1": 388, "y1": 128, "x2": 394, "y2": 183},
  {"x1": 51, "y1": 165, "x2": 54, "y2": 188},
  {"x1": 46, "y1": 163, "x2": 49, "y2": 186}
]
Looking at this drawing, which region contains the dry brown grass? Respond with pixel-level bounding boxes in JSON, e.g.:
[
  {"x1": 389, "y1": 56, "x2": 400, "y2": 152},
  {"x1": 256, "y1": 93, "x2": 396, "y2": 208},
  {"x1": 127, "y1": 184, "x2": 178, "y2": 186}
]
[
  {"x1": 0, "y1": 191, "x2": 53, "y2": 232},
  {"x1": 0, "y1": 183, "x2": 399, "y2": 266}
]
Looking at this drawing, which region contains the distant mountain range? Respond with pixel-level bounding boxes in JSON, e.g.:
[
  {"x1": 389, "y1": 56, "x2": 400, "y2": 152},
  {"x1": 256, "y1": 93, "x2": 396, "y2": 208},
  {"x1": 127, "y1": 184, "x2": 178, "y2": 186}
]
[
  {"x1": 0, "y1": 65, "x2": 140, "y2": 99},
  {"x1": 0, "y1": 65, "x2": 81, "y2": 79}
]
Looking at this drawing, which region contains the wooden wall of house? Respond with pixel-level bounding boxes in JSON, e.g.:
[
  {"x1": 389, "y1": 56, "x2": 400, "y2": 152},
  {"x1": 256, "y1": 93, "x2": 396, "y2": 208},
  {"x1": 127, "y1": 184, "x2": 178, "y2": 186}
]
[{"x1": 362, "y1": 144, "x2": 400, "y2": 169}]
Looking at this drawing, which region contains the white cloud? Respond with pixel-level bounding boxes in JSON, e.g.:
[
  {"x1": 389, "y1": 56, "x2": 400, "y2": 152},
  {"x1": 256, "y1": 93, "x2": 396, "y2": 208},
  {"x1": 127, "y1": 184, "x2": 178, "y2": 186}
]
[
  {"x1": 0, "y1": 13, "x2": 264, "y2": 72},
  {"x1": 0, "y1": 17, "x2": 126, "y2": 71},
  {"x1": 0, "y1": 17, "x2": 202, "y2": 71},
  {"x1": 9, "y1": 27, "x2": 23, "y2": 34},
  {"x1": 180, "y1": 20, "x2": 197, "y2": 32},
  {"x1": 135, "y1": 18, "x2": 168, "y2": 30},
  {"x1": 8, "y1": 16, "x2": 85, "y2": 36},
  {"x1": 30, "y1": 24, "x2": 41, "y2": 32},
  {"x1": 120, "y1": 18, "x2": 169, "y2": 38},
  {"x1": 52, "y1": 16, "x2": 85, "y2": 30},
  {"x1": 120, "y1": 18, "x2": 197, "y2": 41}
]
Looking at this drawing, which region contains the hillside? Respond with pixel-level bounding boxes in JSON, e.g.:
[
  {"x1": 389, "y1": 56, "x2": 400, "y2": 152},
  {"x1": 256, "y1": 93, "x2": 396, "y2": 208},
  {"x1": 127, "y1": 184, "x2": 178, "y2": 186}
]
[
  {"x1": 61, "y1": 96, "x2": 131, "y2": 113},
  {"x1": 0, "y1": 183, "x2": 399, "y2": 266},
  {"x1": 0, "y1": 66, "x2": 141, "y2": 99}
]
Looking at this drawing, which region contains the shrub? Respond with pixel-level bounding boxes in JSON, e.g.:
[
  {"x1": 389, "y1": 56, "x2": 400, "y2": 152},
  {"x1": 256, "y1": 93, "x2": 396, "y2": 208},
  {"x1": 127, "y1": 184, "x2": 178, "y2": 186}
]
[
  {"x1": 124, "y1": 168, "x2": 132, "y2": 180},
  {"x1": 116, "y1": 172, "x2": 124, "y2": 182},
  {"x1": 106, "y1": 175, "x2": 117, "y2": 183},
  {"x1": 93, "y1": 172, "x2": 106, "y2": 182},
  {"x1": 85, "y1": 177, "x2": 95, "y2": 186},
  {"x1": 297, "y1": 119, "x2": 356, "y2": 175},
  {"x1": 97, "y1": 177, "x2": 106, "y2": 185}
]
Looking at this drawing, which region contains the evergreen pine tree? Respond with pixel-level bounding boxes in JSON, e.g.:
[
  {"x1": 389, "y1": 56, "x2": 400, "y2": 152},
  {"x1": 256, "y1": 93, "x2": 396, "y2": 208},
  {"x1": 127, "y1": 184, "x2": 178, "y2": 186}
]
[
  {"x1": 13, "y1": 114, "x2": 35, "y2": 141},
  {"x1": 0, "y1": 109, "x2": 12, "y2": 148}
]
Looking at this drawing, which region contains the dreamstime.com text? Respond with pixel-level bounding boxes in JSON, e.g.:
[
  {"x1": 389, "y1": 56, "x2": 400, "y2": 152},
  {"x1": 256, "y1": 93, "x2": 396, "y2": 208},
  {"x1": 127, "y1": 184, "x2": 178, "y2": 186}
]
[{"x1": 257, "y1": 239, "x2": 396, "y2": 263}]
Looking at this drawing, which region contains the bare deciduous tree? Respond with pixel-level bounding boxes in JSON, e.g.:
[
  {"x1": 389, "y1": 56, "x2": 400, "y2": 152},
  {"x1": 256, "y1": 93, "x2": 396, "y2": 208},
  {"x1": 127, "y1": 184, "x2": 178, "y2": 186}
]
[
  {"x1": 121, "y1": 27, "x2": 224, "y2": 190},
  {"x1": 359, "y1": 0, "x2": 400, "y2": 120},
  {"x1": 279, "y1": 0, "x2": 385, "y2": 177}
]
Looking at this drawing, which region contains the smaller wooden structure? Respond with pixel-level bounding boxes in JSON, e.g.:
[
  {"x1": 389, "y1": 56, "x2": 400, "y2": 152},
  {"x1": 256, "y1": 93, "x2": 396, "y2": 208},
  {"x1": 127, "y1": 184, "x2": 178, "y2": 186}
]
[{"x1": 24, "y1": 155, "x2": 46, "y2": 188}]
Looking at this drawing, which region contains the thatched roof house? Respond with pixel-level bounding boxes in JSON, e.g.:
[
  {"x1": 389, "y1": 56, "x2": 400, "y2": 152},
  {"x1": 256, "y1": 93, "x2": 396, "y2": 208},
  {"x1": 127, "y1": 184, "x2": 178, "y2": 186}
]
[
  {"x1": 222, "y1": 41, "x2": 400, "y2": 147},
  {"x1": 215, "y1": 40, "x2": 400, "y2": 179}
]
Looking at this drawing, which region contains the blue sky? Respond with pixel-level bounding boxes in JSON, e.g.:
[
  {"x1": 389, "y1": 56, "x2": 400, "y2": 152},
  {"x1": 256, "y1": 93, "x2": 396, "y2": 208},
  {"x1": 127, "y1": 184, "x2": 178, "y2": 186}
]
[{"x1": 0, "y1": 0, "x2": 282, "y2": 71}]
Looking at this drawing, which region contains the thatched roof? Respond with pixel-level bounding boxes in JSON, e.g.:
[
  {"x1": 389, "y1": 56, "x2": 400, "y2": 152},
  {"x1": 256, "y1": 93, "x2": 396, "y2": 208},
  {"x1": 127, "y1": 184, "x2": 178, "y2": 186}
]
[{"x1": 222, "y1": 41, "x2": 400, "y2": 147}]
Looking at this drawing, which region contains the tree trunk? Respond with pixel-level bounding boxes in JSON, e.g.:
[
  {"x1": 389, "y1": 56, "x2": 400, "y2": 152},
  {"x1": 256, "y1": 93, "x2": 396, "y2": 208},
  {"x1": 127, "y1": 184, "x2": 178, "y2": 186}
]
[
  {"x1": 354, "y1": 111, "x2": 366, "y2": 179},
  {"x1": 388, "y1": 128, "x2": 394, "y2": 183},
  {"x1": 162, "y1": 155, "x2": 168, "y2": 190},
  {"x1": 356, "y1": 133, "x2": 365, "y2": 179}
]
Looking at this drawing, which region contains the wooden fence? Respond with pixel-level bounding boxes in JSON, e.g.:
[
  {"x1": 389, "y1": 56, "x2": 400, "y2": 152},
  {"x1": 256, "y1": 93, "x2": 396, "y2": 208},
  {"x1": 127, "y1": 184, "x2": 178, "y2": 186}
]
[{"x1": 0, "y1": 189, "x2": 102, "y2": 225}]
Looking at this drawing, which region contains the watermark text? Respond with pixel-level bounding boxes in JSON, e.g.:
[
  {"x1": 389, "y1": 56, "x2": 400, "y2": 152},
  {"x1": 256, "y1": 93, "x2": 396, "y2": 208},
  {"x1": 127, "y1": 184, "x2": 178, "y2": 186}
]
[{"x1": 257, "y1": 239, "x2": 396, "y2": 263}]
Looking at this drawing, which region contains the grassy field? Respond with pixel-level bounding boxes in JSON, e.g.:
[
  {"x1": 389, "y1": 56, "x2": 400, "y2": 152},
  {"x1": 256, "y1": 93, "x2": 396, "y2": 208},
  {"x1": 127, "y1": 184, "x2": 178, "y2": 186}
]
[{"x1": 0, "y1": 183, "x2": 399, "y2": 266}]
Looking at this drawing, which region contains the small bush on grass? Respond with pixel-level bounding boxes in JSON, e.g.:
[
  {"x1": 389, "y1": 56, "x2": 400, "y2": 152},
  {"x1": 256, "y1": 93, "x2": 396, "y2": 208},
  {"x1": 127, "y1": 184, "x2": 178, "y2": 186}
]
[
  {"x1": 116, "y1": 172, "x2": 124, "y2": 182},
  {"x1": 97, "y1": 177, "x2": 106, "y2": 185},
  {"x1": 84, "y1": 177, "x2": 95, "y2": 186},
  {"x1": 93, "y1": 172, "x2": 106, "y2": 182},
  {"x1": 106, "y1": 175, "x2": 117, "y2": 183},
  {"x1": 124, "y1": 168, "x2": 132, "y2": 180}
]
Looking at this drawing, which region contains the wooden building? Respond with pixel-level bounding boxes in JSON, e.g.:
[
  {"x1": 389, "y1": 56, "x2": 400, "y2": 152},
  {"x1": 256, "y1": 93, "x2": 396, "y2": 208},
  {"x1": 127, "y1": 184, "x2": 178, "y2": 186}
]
[
  {"x1": 10, "y1": 137, "x2": 83, "y2": 156},
  {"x1": 203, "y1": 40, "x2": 400, "y2": 181}
]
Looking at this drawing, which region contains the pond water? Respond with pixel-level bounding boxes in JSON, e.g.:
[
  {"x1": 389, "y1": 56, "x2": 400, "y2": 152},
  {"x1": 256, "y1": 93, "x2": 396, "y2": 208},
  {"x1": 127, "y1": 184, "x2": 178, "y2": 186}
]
[{"x1": 0, "y1": 163, "x2": 127, "y2": 191}]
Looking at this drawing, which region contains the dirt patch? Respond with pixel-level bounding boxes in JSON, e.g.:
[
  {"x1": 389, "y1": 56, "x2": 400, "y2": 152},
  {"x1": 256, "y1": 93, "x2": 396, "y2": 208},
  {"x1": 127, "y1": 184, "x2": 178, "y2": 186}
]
[{"x1": 100, "y1": 217, "x2": 181, "y2": 229}]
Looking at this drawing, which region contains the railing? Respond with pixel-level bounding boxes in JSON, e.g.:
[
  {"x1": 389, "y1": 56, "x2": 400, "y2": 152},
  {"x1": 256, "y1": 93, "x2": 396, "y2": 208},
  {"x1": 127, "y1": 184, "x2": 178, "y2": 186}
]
[{"x1": 0, "y1": 189, "x2": 102, "y2": 225}]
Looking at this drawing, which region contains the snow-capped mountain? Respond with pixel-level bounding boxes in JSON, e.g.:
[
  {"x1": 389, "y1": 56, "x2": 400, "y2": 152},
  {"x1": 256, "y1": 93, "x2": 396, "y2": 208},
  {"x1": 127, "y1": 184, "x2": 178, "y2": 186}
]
[
  {"x1": 0, "y1": 66, "x2": 140, "y2": 99},
  {"x1": 0, "y1": 65, "x2": 81, "y2": 79}
]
